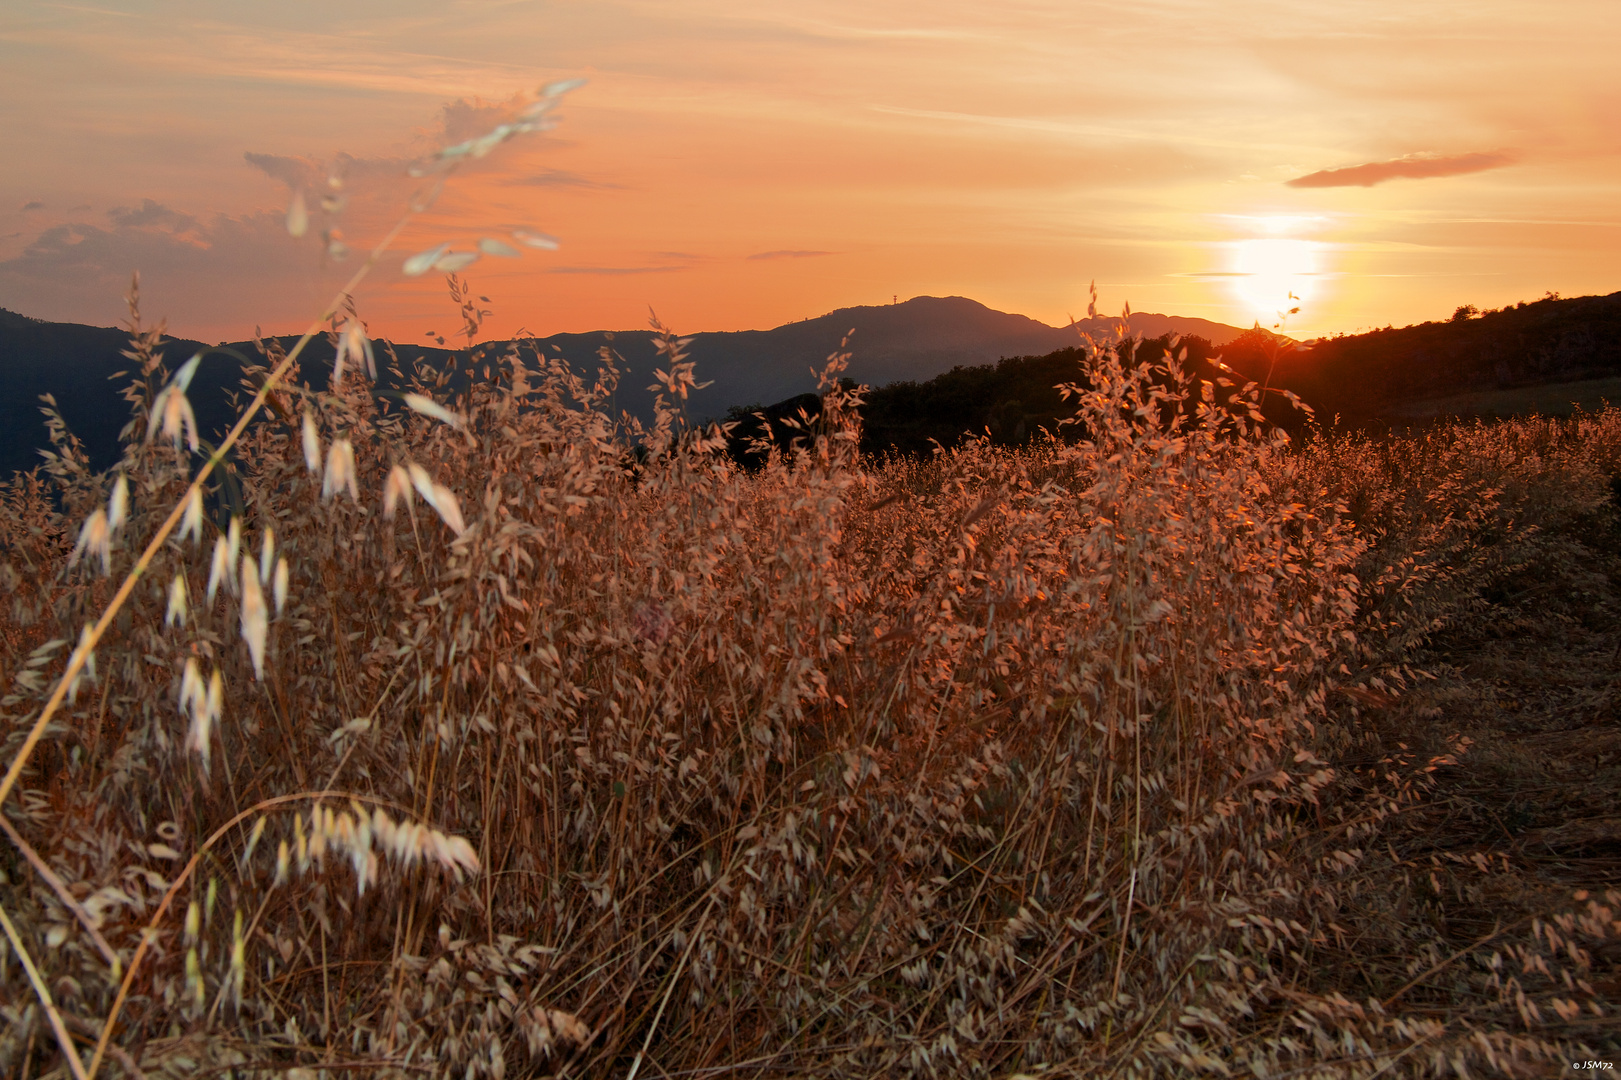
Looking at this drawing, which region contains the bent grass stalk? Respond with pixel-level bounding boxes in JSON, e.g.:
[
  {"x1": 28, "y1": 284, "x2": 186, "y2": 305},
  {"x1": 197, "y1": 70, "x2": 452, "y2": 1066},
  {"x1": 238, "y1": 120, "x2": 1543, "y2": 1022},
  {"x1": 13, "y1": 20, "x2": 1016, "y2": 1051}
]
[
  {"x1": 4, "y1": 222, "x2": 411, "y2": 1080},
  {"x1": 0, "y1": 899, "x2": 89, "y2": 1080},
  {"x1": 4, "y1": 88, "x2": 575, "y2": 1080},
  {"x1": 85, "y1": 789, "x2": 467, "y2": 1080},
  {"x1": 0, "y1": 814, "x2": 121, "y2": 977},
  {"x1": 0, "y1": 75, "x2": 582, "y2": 815},
  {"x1": 0, "y1": 208, "x2": 413, "y2": 816}
]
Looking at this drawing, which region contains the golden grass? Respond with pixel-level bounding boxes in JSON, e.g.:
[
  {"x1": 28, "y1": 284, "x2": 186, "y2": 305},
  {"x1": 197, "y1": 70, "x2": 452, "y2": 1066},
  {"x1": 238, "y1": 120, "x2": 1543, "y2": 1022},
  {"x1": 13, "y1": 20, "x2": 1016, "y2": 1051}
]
[{"x1": 5, "y1": 313, "x2": 1620, "y2": 1076}]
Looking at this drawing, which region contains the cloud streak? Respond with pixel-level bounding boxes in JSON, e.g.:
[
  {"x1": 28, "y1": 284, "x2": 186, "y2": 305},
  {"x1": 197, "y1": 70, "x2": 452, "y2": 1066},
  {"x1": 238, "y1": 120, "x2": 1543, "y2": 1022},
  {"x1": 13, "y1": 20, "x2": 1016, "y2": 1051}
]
[
  {"x1": 545, "y1": 265, "x2": 687, "y2": 276},
  {"x1": 506, "y1": 169, "x2": 623, "y2": 190},
  {"x1": 747, "y1": 250, "x2": 835, "y2": 261},
  {"x1": 1286, "y1": 151, "x2": 1518, "y2": 188}
]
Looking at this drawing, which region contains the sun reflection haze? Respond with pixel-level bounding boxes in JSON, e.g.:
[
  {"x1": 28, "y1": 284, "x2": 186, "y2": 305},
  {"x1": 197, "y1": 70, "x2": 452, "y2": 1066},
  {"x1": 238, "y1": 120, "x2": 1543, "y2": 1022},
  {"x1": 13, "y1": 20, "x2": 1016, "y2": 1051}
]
[{"x1": 1232, "y1": 239, "x2": 1319, "y2": 323}]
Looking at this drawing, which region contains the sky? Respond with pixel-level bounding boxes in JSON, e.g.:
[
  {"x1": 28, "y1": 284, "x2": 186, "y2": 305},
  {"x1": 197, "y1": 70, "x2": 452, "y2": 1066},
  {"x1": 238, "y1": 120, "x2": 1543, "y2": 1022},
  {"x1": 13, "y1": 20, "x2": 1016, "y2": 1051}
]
[{"x1": 1, "y1": 0, "x2": 1617, "y2": 345}]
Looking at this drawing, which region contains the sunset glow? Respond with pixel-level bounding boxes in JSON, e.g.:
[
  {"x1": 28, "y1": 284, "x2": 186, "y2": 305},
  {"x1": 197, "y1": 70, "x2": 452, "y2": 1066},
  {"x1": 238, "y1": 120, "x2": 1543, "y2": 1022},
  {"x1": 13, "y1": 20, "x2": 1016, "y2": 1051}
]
[
  {"x1": 1, "y1": 1, "x2": 1617, "y2": 344},
  {"x1": 1232, "y1": 239, "x2": 1318, "y2": 323}
]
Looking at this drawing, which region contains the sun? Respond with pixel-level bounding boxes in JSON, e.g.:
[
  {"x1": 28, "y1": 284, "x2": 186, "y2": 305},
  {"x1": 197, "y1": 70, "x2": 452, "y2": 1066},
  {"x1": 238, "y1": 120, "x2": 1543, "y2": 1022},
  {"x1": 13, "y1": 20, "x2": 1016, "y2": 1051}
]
[{"x1": 1232, "y1": 239, "x2": 1317, "y2": 322}]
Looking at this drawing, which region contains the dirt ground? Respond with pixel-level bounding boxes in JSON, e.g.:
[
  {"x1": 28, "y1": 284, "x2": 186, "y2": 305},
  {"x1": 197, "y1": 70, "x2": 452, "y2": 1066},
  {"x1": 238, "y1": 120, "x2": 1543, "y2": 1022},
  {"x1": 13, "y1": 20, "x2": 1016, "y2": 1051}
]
[{"x1": 1330, "y1": 488, "x2": 1621, "y2": 1063}]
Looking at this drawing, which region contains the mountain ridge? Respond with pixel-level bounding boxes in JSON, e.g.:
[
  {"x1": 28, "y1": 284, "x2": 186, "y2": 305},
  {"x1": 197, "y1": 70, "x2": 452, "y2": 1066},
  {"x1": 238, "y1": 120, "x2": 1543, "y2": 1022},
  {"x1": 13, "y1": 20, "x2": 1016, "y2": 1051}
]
[
  {"x1": 0, "y1": 295, "x2": 1251, "y2": 476},
  {"x1": 14, "y1": 290, "x2": 1617, "y2": 479}
]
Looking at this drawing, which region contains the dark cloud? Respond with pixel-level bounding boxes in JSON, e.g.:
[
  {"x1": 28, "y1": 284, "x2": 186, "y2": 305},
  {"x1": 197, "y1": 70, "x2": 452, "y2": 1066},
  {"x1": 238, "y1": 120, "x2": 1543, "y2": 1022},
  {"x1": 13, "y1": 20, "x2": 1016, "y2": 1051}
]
[
  {"x1": 20, "y1": 201, "x2": 44, "y2": 213},
  {"x1": 244, "y1": 151, "x2": 317, "y2": 190},
  {"x1": 506, "y1": 168, "x2": 622, "y2": 190},
  {"x1": 0, "y1": 202, "x2": 321, "y2": 333},
  {"x1": 1286, "y1": 151, "x2": 1518, "y2": 188},
  {"x1": 108, "y1": 199, "x2": 198, "y2": 232},
  {"x1": 746, "y1": 249, "x2": 836, "y2": 261}
]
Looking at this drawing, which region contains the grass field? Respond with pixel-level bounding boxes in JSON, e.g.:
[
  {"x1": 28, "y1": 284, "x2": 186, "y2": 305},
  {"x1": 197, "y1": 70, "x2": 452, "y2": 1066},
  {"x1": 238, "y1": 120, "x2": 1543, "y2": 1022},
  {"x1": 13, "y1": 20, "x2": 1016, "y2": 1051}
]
[
  {"x1": 1382, "y1": 375, "x2": 1621, "y2": 423},
  {"x1": 2, "y1": 305, "x2": 1619, "y2": 1077}
]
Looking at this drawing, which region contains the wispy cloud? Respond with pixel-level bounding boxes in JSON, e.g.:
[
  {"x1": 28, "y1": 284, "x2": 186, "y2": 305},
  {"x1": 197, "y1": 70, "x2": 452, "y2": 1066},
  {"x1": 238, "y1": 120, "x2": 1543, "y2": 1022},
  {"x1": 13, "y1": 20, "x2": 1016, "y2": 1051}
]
[
  {"x1": 1287, "y1": 151, "x2": 1519, "y2": 188},
  {"x1": 506, "y1": 169, "x2": 623, "y2": 190},
  {"x1": 868, "y1": 105, "x2": 1297, "y2": 154},
  {"x1": 436, "y1": 94, "x2": 526, "y2": 144},
  {"x1": 747, "y1": 249, "x2": 835, "y2": 261},
  {"x1": 545, "y1": 264, "x2": 687, "y2": 275},
  {"x1": 244, "y1": 151, "x2": 411, "y2": 191},
  {"x1": 19, "y1": 201, "x2": 43, "y2": 213},
  {"x1": 107, "y1": 199, "x2": 197, "y2": 231}
]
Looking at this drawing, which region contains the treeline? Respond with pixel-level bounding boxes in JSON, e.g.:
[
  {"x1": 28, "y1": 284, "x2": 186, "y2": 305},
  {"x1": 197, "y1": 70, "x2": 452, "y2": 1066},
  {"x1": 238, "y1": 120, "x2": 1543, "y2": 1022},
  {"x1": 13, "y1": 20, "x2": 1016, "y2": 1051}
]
[
  {"x1": 726, "y1": 289, "x2": 1621, "y2": 463},
  {"x1": 1228, "y1": 290, "x2": 1621, "y2": 420},
  {"x1": 723, "y1": 334, "x2": 1231, "y2": 464}
]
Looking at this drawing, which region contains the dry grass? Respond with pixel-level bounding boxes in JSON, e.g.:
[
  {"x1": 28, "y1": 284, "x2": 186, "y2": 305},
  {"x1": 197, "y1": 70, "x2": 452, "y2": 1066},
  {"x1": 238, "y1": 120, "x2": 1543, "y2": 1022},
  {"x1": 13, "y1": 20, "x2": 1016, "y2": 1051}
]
[
  {"x1": 6, "y1": 314, "x2": 1619, "y2": 1077},
  {"x1": 3, "y1": 103, "x2": 1620, "y2": 1080}
]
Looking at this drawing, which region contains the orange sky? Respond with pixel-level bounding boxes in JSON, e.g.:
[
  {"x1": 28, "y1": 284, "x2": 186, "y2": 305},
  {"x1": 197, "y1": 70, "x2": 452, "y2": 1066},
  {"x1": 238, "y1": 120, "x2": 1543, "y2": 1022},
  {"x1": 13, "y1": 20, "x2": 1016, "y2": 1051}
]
[{"x1": 2, "y1": 1, "x2": 1618, "y2": 345}]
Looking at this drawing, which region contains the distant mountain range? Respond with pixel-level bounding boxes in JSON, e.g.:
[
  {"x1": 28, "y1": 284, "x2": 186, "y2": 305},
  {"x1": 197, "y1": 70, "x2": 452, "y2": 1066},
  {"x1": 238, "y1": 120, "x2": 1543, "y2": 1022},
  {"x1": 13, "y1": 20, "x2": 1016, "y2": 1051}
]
[
  {"x1": 0, "y1": 296, "x2": 1249, "y2": 477},
  {"x1": 4, "y1": 290, "x2": 1619, "y2": 478}
]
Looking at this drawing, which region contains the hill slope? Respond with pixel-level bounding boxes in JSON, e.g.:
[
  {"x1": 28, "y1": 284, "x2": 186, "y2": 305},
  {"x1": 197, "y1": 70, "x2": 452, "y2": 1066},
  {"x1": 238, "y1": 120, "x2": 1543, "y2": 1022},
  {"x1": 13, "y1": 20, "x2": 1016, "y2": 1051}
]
[
  {"x1": 0, "y1": 297, "x2": 1247, "y2": 476},
  {"x1": 1238, "y1": 291, "x2": 1621, "y2": 421}
]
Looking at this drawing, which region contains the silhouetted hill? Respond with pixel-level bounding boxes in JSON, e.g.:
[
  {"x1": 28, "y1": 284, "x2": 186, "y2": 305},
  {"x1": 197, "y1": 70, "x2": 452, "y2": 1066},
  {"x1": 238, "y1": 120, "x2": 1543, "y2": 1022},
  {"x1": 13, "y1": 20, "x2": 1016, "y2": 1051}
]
[
  {"x1": 19, "y1": 291, "x2": 1614, "y2": 480},
  {"x1": 0, "y1": 309, "x2": 448, "y2": 479},
  {"x1": 0, "y1": 297, "x2": 1248, "y2": 477},
  {"x1": 0, "y1": 308, "x2": 212, "y2": 480},
  {"x1": 722, "y1": 334, "x2": 1226, "y2": 464},
  {"x1": 524, "y1": 298, "x2": 1249, "y2": 424},
  {"x1": 729, "y1": 290, "x2": 1621, "y2": 459},
  {"x1": 853, "y1": 336, "x2": 1224, "y2": 457},
  {"x1": 1220, "y1": 291, "x2": 1621, "y2": 422}
]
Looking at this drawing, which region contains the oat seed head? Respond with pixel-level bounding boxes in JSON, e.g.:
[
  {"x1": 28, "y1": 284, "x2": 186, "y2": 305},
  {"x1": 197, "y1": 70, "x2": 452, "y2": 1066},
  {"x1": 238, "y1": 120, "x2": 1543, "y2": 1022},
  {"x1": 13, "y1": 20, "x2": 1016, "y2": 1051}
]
[
  {"x1": 402, "y1": 242, "x2": 451, "y2": 277},
  {"x1": 206, "y1": 534, "x2": 231, "y2": 602},
  {"x1": 433, "y1": 250, "x2": 480, "y2": 273},
  {"x1": 180, "y1": 486, "x2": 205, "y2": 544},
  {"x1": 239, "y1": 556, "x2": 268, "y2": 679},
  {"x1": 164, "y1": 572, "x2": 189, "y2": 629},
  {"x1": 511, "y1": 228, "x2": 560, "y2": 250},
  {"x1": 69, "y1": 508, "x2": 112, "y2": 575},
  {"x1": 322, "y1": 437, "x2": 358, "y2": 502},
  {"x1": 477, "y1": 237, "x2": 520, "y2": 258},
  {"x1": 106, "y1": 473, "x2": 128, "y2": 533},
  {"x1": 402, "y1": 393, "x2": 462, "y2": 428},
  {"x1": 272, "y1": 556, "x2": 289, "y2": 616},
  {"x1": 285, "y1": 190, "x2": 308, "y2": 238},
  {"x1": 258, "y1": 526, "x2": 275, "y2": 586},
  {"x1": 301, "y1": 409, "x2": 321, "y2": 473}
]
